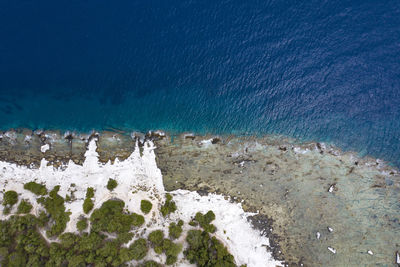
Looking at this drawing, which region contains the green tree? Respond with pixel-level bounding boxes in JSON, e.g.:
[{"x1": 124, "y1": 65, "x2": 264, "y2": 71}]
[
  {"x1": 160, "y1": 194, "x2": 177, "y2": 217},
  {"x1": 106, "y1": 179, "x2": 118, "y2": 191},
  {"x1": 169, "y1": 220, "x2": 183, "y2": 240},
  {"x1": 23, "y1": 182, "x2": 47, "y2": 195},
  {"x1": 37, "y1": 186, "x2": 71, "y2": 237},
  {"x1": 17, "y1": 200, "x2": 33, "y2": 214},
  {"x1": 76, "y1": 218, "x2": 88, "y2": 232},
  {"x1": 140, "y1": 199, "x2": 153, "y2": 214},
  {"x1": 3, "y1": 191, "x2": 18, "y2": 206}
]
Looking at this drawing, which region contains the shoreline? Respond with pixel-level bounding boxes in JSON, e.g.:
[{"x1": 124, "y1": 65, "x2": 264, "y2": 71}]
[
  {"x1": 0, "y1": 127, "x2": 398, "y2": 172},
  {"x1": 1, "y1": 128, "x2": 400, "y2": 266}
]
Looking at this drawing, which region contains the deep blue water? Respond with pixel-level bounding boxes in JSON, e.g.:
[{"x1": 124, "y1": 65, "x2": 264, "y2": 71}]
[{"x1": 0, "y1": 0, "x2": 400, "y2": 165}]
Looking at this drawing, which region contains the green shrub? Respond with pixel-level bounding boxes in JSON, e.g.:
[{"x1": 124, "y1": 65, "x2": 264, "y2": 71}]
[
  {"x1": 106, "y1": 178, "x2": 118, "y2": 191},
  {"x1": 76, "y1": 218, "x2": 88, "y2": 231},
  {"x1": 185, "y1": 230, "x2": 236, "y2": 267},
  {"x1": 141, "y1": 261, "x2": 162, "y2": 267},
  {"x1": 148, "y1": 230, "x2": 181, "y2": 264},
  {"x1": 37, "y1": 185, "x2": 71, "y2": 237},
  {"x1": 96, "y1": 240, "x2": 120, "y2": 264},
  {"x1": 132, "y1": 213, "x2": 145, "y2": 226},
  {"x1": 160, "y1": 193, "x2": 177, "y2": 217},
  {"x1": 148, "y1": 230, "x2": 164, "y2": 254},
  {"x1": 3, "y1": 207, "x2": 10, "y2": 215},
  {"x1": 3, "y1": 191, "x2": 18, "y2": 206},
  {"x1": 169, "y1": 220, "x2": 183, "y2": 240},
  {"x1": 83, "y1": 187, "x2": 95, "y2": 214},
  {"x1": 77, "y1": 232, "x2": 104, "y2": 252},
  {"x1": 86, "y1": 187, "x2": 94, "y2": 198},
  {"x1": 23, "y1": 181, "x2": 47, "y2": 195},
  {"x1": 162, "y1": 239, "x2": 182, "y2": 265},
  {"x1": 17, "y1": 199, "x2": 33, "y2": 214},
  {"x1": 194, "y1": 211, "x2": 216, "y2": 233},
  {"x1": 129, "y1": 238, "x2": 148, "y2": 260},
  {"x1": 65, "y1": 194, "x2": 72, "y2": 202},
  {"x1": 0, "y1": 211, "x2": 153, "y2": 266},
  {"x1": 116, "y1": 232, "x2": 134, "y2": 244},
  {"x1": 83, "y1": 198, "x2": 94, "y2": 214},
  {"x1": 0, "y1": 215, "x2": 50, "y2": 266},
  {"x1": 8, "y1": 251, "x2": 27, "y2": 267},
  {"x1": 37, "y1": 211, "x2": 50, "y2": 227},
  {"x1": 140, "y1": 199, "x2": 152, "y2": 214},
  {"x1": 67, "y1": 254, "x2": 85, "y2": 267},
  {"x1": 2, "y1": 191, "x2": 19, "y2": 215},
  {"x1": 148, "y1": 230, "x2": 164, "y2": 246},
  {"x1": 90, "y1": 199, "x2": 141, "y2": 234}
]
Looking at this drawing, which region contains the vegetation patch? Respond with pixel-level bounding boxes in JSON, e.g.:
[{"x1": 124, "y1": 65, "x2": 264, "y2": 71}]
[
  {"x1": 83, "y1": 197, "x2": 94, "y2": 214},
  {"x1": 90, "y1": 199, "x2": 144, "y2": 234},
  {"x1": 37, "y1": 185, "x2": 71, "y2": 237},
  {"x1": 185, "y1": 229, "x2": 236, "y2": 267},
  {"x1": 140, "y1": 199, "x2": 153, "y2": 214},
  {"x1": 169, "y1": 220, "x2": 183, "y2": 240},
  {"x1": 2, "y1": 191, "x2": 18, "y2": 215},
  {"x1": 0, "y1": 215, "x2": 50, "y2": 266},
  {"x1": 141, "y1": 260, "x2": 162, "y2": 267},
  {"x1": 0, "y1": 188, "x2": 242, "y2": 267},
  {"x1": 128, "y1": 238, "x2": 148, "y2": 260},
  {"x1": 3, "y1": 191, "x2": 18, "y2": 207},
  {"x1": 86, "y1": 187, "x2": 94, "y2": 198},
  {"x1": 147, "y1": 229, "x2": 182, "y2": 265},
  {"x1": 193, "y1": 210, "x2": 216, "y2": 233},
  {"x1": 17, "y1": 200, "x2": 33, "y2": 214},
  {"x1": 160, "y1": 193, "x2": 177, "y2": 217},
  {"x1": 162, "y1": 238, "x2": 182, "y2": 265},
  {"x1": 148, "y1": 230, "x2": 164, "y2": 254},
  {"x1": 23, "y1": 181, "x2": 47, "y2": 195},
  {"x1": 76, "y1": 217, "x2": 88, "y2": 231},
  {"x1": 106, "y1": 178, "x2": 118, "y2": 191},
  {"x1": 83, "y1": 187, "x2": 95, "y2": 214}
]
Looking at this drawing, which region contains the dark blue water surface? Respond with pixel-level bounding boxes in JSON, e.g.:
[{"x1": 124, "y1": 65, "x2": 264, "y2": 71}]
[{"x1": 1, "y1": 0, "x2": 400, "y2": 165}]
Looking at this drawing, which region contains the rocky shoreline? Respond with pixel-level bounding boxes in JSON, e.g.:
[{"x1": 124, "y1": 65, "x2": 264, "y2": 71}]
[{"x1": 1, "y1": 128, "x2": 400, "y2": 266}]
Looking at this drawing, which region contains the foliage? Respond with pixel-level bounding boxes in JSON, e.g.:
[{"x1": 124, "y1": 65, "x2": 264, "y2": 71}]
[
  {"x1": 83, "y1": 198, "x2": 94, "y2": 214},
  {"x1": 83, "y1": 187, "x2": 95, "y2": 214},
  {"x1": 90, "y1": 199, "x2": 144, "y2": 234},
  {"x1": 129, "y1": 238, "x2": 148, "y2": 260},
  {"x1": 160, "y1": 193, "x2": 177, "y2": 217},
  {"x1": 37, "y1": 185, "x2": 71, "y2": 237},
  {"x1": 0, "y1": 187, "x2": 237, "y2": 267},
  {"x1": 194, "y1": 211, "x2": 216, "y2": 233},
  {"x1": 17, "y1": 199, "x2": 33, "y2": 214},
  {"x1": 148, "y1": 230, "x2": 164, "y2": 254},
  {"x1": 169, "y1": 220, "x2": 183, "y2": 240},
  {"x1": 189, "y1": 220, "x2": 198, "y2": 227},
  {"x1": 141, "y1": 261, "x2": 162, "y2": 267},
  {"x1": 86, "y1": 187, "x2": 95, "y2": 198},
  {"x1": 162, "y1": 238, "x2": 182, "y2": 265},
  {"x1": 37, "y1": 211, "x2": 50, "y2": 227},
  {"x1": 0, "y1": 215, "x2": 50, "y2": 266},
  {"x1": 106, "y1": 178, "x2": 118, "y2": 191},
  {"x1": 140, "y1": 199, "x2": 153, "y2": 214},
  {"x1": 148, "y1": 229, "x2": 182, "y2": 265},
  {"x1": 76, "y1": 218, "x2": 88, "y2": 231},
  {"x1": 132, "y1": 213, "x2": 145, "y2": 226},
  {"x1": 116, "y1": 232, "x2": 134, "y2": 244},
  {"x1": 3, "y1": 191, "x2": 18, "y2": 206},
  {"x1": 23, "y1": 181, "x2": 48, "y2": 196},
  {"x1": 185, "y1": 230, "x2": 236, "y2": 267}
]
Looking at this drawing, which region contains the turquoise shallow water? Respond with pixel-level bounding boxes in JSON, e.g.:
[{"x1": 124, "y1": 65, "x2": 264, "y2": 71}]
[{"x1": 0, "y1": 0, "x2": 400, "y2": 166}]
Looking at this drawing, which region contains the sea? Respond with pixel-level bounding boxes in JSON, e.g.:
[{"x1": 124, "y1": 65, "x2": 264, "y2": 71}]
[{"x1": 1, "y1": 0, "x2": 400, "y2": 166}]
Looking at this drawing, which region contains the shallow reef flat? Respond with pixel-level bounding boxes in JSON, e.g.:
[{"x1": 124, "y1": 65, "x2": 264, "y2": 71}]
[{"x1": 0, "y1": 129, "x2": 400, "y2": 266}]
